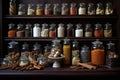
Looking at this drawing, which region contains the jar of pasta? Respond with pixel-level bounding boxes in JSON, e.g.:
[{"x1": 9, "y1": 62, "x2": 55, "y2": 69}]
[
  {"x1": 104, "y1": 23, "x2": 112, "y2": 37},
  {"x1": 105, "y1": 2, "x2": 113, "y2": 15},
  {"x1": 96, "y1": 3, "x2": 104, "y2": 15}
]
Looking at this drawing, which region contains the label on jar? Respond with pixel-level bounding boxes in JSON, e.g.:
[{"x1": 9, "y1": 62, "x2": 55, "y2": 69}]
[
  {"x1": 33, "y1": 27, "x2": 41, "y2": 37},
  {"x1": 104, "y1": 30, "x2": 112, "y2": 37},
  {"x1": 85, "y1": 32, "x2": 92, "y2": 37},
  {"x1": 75, "y1": 29, "x2": 83, "y2": 37},
  {"x1": 57, "y1": 27, "x2": 64, "y2": 37},
  {"x1": 78, "y1": 8, "x2": 86, "y2": 15}
]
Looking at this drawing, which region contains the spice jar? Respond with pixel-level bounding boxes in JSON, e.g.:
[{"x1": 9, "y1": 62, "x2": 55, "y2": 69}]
[
  {"x1": 36, "y1": 4, "x2": 44, "y2": 15},
  {"x1": 106, "y1": 41, "x2": 119, "y2": 68},
  {"x1": 70, "y1": 3, "x2": 77, "y2": 15},
  {"x1": 80, "y1": 45, "x2": 90, "y2": 63},
  {"x1": 27, "y1": 4, "x2": 35, "y2": 15},
  {"x1": 49, "y1": 23, "x2": 56, "y2": 38},
  {"x1": 41, "y1": 23, "x2": 48, "y2": 37},
  {"x1": 63, "y1": 38, "x2": 71, "y2": 65},
  {"x1": 61, "y1": 3, "x2": 69, "y2": 15},
  {"x1": 18, "y1": 4, "x2": 25, "y2": 15},
  {"x1": 94, "y1": 23, "x2": 103, "y2": 37},
  {"x1": 85, "y1": 24, "x2": 92, "y2": 37},
  {"x1": 91, "y1": 39, "x2": 105, "y2": 65},
  {"x1": 8, "y1": 23, "x2": 16, "y2": 38},
  {"x1": 96, "y1": 3, "x2": 104, "y2": 15},
  {"x1": 44, "y1": 3, "x2": 52, "y2": 15},
  {"x1": 66, "y1": 23, "x2": 74, "y2": 37},
  {"x1": 25, "y1": 23, "x2": 32, "y2": 37},
  {"x1": 75, "y1": 23, "x2": 83, "y2": 37},
  {"x1": 78, "y1": 3, "x2": 86, "y2": 15},
  {"x1": 53, "y1": 3, "x2": 61, "y2": 15},
  {"x1": 16, "y1": 24, "x2": 24, "y2": 37},
  {"x1": 72, "y1": 40, "x2": 80, "y2": 65},
  {"x1": 105, "y1": 2, "x2": 113, "y2": 15},
  {"x1": 57, "y1": 23, "x2": 65, "y2": 37},
  {"x1": 87, "y1": 3, "x2": 95, "y2": 15},
  {"x1": 9, "y1": 0, "x2": 16, "y2": 15},
  {"x1": 21, "y1": 42, "x2": 30, "y2": 55},
  {"x1": 33, "y1": 23, "x2": 41, "y2": 37},
  {"x1": 104, "y1": 23, "x2": 112, "y2": 37}
]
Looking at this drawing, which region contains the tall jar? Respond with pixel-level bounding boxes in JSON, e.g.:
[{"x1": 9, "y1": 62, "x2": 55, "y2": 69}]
[
  {"x1": 85, "y1": 24, "x2": 92, "y2": 37},
  {"x1": 78, "y1": 3, "x2": 86, "y2": 15},
  {"x1": 25, "y1": 23, "x2": 32, "y2": 37},
  {"x1": 16, "y1": 24, "x2": 24, "y2": 37},
  {"x1": 61, "y1": 3, "x2": 69, "y2": 15},
  {"x1": 66, "y1": 23, "x2": 74, "y2": 37},
  {"x1": 57, "y1": 23, "x2": 65, "y2": 37},
  {"x1": 9, "y1": 0, "x2": 16, "y2": 15},
  {"x1": 36, "y1": 4, "x2": 44, "y2": 15},
  {"x1": 104, "y1": 23, "x2": 112, "y2": 37},
  {"x1": 21, "y1": 42, "x2": 30, "y2": 55},
  {"x1": 33, "y1": 23, "x2": 41, "y2": 37},
  {"x1": 70, "y1": 3, "x2": 77, "y2": 15},
  {"x1": 91, "y1": 39, "x2": 105, "y2": 65},
  {"x1": 18, "y1": 4, "x2": 25, "y2": 15},
  {"x1": 75, "y1": 23, "x2": 83, "y2": 37},
  {"x1": 27, "y1": 4, "x2": 35, "y2": 15},
  {"x1": 8, "y1": 23, "x2": 16, "y2": 38},
  {"x1": 41, "y1": 23, "x2": 48, "y2": 37},
  {"x1": 53, "y1": 3, "x2": 61, "y2": 15},
  {"x1": 96, "y1": 3, "x2": 104, "y2": 15},
  {"x1": 49, "y1": 23, "x2": 56, "y2": 38},
  {"x1": 94, "y1": 23, "x2": 103, "y2": 37},
  {"x1": 44, "y1": 3, "x2": 52, "y2": 15},
  {"x1": 105, "y1": 2, "x2": 113, "y2": 15},
  {"x1": 87, "y1": 3, "x2": 95, "y2": 15}
]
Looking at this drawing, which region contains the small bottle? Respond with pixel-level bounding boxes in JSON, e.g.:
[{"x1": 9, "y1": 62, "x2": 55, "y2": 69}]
[
  {"x1": 104, "y1": 23, "x2": 112, "y2": 37},
  {"x1": 105, "y1": 2, "x2": 113, "y2": 15},
  {"x1": 44, "y1": 3, "x2": 52, "y2": 15},
  {"x1": 41, "y1": 23, "x2": 49, "y2": 37},
  {"x1": 66, "y1": 23, "x2": 74, "y2": 37},
  {"x1": 70, "y1": 3, "x2": 77, "y2": 15},
  {"x1": 94, "y1": 23, "x2": 103, "y2": 37},
  {"x1": 9, "y1": 0, "x2": 16, "y2": 15},
  {"x1": 33, "y1": 23, "x2": 41, "y2": 37},
  {"x1": 61, "y1": 3, "x2": 69, "y2": 15},
  {"x1": 16, "y1": 24, "x2": 24, "y2": 37},
  {"x1": 53, "y1": 3, "x2": 61, "y2": 15},
  {"x1": 49, "y1": 23, "x2": 56, "y2": 38},
  {"x1": 57, "y1": 23, "x2": 65, "y2": 37},
  {"x1": 18, "y1": 4, "x2": 25, "y2": 15},
  {"x1": 8, "y1": 23, "x2": 16, "y2": 38},
  {"x1": 78, "y1": 3, "x2": 86, "y2": 15},
  {"x1": 27, "y1": 4, "x2": 35, "y2": 15},
  {"x1": 25, "y1": 23, "x2": 32, "y2": 37},
  {"x1": 75, "y1": 23, "x2": 83, "y2": 37},
  {"x1": 85, "y1": 24, "x2": 92, "y2": 37},
  {"x1": 87, "y1": 3, "x2": 95, "y2": 15},
  {"x1": 96, "y1": 3, "x2": 104, "y2": 15}
]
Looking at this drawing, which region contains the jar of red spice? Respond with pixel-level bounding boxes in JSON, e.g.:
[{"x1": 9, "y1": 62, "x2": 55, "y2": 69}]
[
  {"x1": 49, "y1": 23, "x2": 56, "y2": 38},
  {"x1": 94, "y1": 23, "x2": 103, "y2": 37},
  {"x1": 8, "y1": 23, "x2": 16, "y2": 38},
  {"x1": 70, "y1": 3, "x2": 77, "y2": 15},
  {"x1": 44, "y1": 3, "x2": 52, "y2": 15}
]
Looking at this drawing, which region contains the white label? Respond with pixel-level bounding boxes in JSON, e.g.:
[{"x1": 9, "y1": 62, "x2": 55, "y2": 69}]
[
  {"x1": 57, "y1": 27, "x2": 65, "y2": 37},
  {"x1": 33, "y1": 27, "x2": 41, "y2": 37},
  {"x1": 75, "y1": 29, "x2": 83, "y2": 37},
  {"x1": 78, "y1": 8, "x2": 86, "y2": 15}
]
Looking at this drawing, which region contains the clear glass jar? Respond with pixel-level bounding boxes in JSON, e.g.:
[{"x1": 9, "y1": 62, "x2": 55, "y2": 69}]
[
  {"x1": 85, "y1": 24, "x2": 92, "y2": 37},
  {"x1": 21, "y1": 42, "x2": 30, "y2": 56},
  {"x1": 87, "y1": 3, "x2": 95, "y2": 15},
  {"x1": 75, "y1": 23, "x2": 83, "y2": 37},
  {"x1": 18, "y1": 4, "x2": 25, "y2": 15},
  {"x1": 16, "y1": 24, "x2": 24, "y2": 37},
  {"x1": 61, "y1": 3, "x2": 69, "y2": 15},
  {"x1": 36, "y1": 4, "x2": 44, "y2": 15},
  {"x1": 9, "y1": 0, "x2": 16, "y2": 15},
  {"x1": 25, "y1": 23, "x2": 32, "y2": 37},
  {"x1": 41, "y1": 23, "x2": 48, "y2": 37},
  {"x1": 33, "y1": 23, "x2": 41, "y2": 37},
  {"x1": 70, "y1": 3, "x2": 77, "y2": 15},
  {"x1": 53, "y1": 3, "x2": 61, "y2": 15},
  {"x1": 94, "y1": 23, "x2": 103, "y2": 37},
  {"x1": 66, "y1": 23, "x2": 74, "y2": 37},
  {"x1": 104, "y1": 23, "x2": 112, "y2": 37},
  {"x1": 105, "y1": 2, "x2": 113, "y2": 15},
  {"x1": 49, "y1": 23, "x2": 56, "y2": 38},
  {"x1": 8, "y1": 23, "x2": 16, "y2": 38},
  {"x1": 44, "y1": 44, "x2": 51, "y2": 59},
  {"x1": 44, "y1": 3, "x2": 52, "y2": 15},
  {"x1": 96, "y1": 3, "x2": 104, "y2": 15},
  {"x1": 91, "y1": 39, "x2": 105, "y2": 65},
  {"x1": 57, "y1": 23, "x2": 65, "y2": 37},
  {"x1": 27, "y1": 4, "x2": 35, "y2": 15},
  {"x1": 78, "y1": 3, "x2": 86, "y2": 15}
]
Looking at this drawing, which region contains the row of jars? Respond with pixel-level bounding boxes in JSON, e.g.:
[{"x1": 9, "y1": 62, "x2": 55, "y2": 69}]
[
  {"x1": 7, "y1": 39, "x2": 119, "y2": 67},
  {"x1": 8, "y1": 23, "x2": 112, "y2": 38},
  {"x1": 9, "y1": 0, "x2": 113, "y2": 15}
]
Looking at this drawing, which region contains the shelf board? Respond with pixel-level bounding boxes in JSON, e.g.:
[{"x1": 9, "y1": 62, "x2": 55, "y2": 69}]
[
  {"x1": 4, "y1": 15, "x2": 118, "y2": 19},
  {"x1": 4, "y1": 37, "x2": 118, "y2": 41}
]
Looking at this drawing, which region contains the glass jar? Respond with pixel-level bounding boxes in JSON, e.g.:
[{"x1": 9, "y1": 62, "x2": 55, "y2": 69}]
[
  {"x1": 85, "y1": 24, "x2": 92, "y2": 37},
  {"x1": 44, "y1": 44, "x2": 51, "y2": 59},
  {"x1": 36, "y1": 4, "x2": 44, "y2": 15},
  {"x1": 61, "y1": 3, "x2": 69, "y2": 15},
  {"x1": 18, "y1": 4, "x2": 25, "y2": 15},
  {"x1": 104, "y1": 23, "x2": 112, "y2": 37},
  {"x1": 96, "y1": 3, "x2": 104, "y2": 15},
  {"x1": 44, "y1": 3, "x2": 52, "y2": 15},
  {"x1": 105, "y1": 2, "x2": 113, "y2": 15},
  {"x1": 70, "y1": 3, "x2": 77, "y2": 15},
  {"x1": 75, "y1": 23, "x2": 83, "y2": 37},
  {"x1": 78, "y1": 3, "x2": 86, "y2": 15},
  {"x1": 49, "y1": 23, "x2": 56, "y2": 38},
  {"x1": 8, "y1": 23, "x2": 16, "y2": 38},
  {"x1": 80, "y1": 45, "x2": 90, "y2": 63},
  {"x1": 16, "y1": 24, "x2": 24, "y2": 37},
  {"x1": 87, "y1": 3, "x2": 95, "y2": 15},
  {"x1": 9, "y1": 0, "x2": 16, "y2": 15},
  {"x1": 57, "y1": 23, "x2": 65, "y2": 37},
  {"x1": 25, "y1": 23, "x2": 32, "y2": 37},
  {"x1": 66, "y1": 23, "x2": 74, "y2": 37},
  {"x1": 94, "y1": 23, "x2": 103, "y2": 37},
  {"x1": 33, "y1": 23, "x2": 41, "y2": 37},
  {"x1": 53, "y1": 3, "x2": 61, "y2": 15},
  {"x1": 91, "y1": 39, "x2": 105, "y2": 65},
  {"x1": 41, "y1": 23, "x2": 48, "y2": 37},
  {"x1": 27, "y1": 4, "x2": 35, "y2": 15},
  {"x1": 72, "y1": 40, "x2": 80, "y2": 65},
  {"x1": 21, "y1": 42, "x2": 30, "y2": 55}
]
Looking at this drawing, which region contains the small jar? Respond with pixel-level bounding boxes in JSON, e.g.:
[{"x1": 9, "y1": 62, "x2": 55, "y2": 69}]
[
  {"x1": 33, "y1": 23, "x2": 41, "y2": 37},
  {"x1": 25, "y1": 23, "x2": 32, "y2": 37},
  {"x1": 85, "y1": 24, "x2": 92, "y2": 37},
  {"x1": 96, "y1": 3, "x2": 104, "y2": 15},
  {"x1": 57, "y1": 23, "x2": 65, "y2": 37},
  {"x1": 70, "y1": 3, "x2": 77, "y2": 15},
  {"x1": 61, "y1": 3, "x2": 69, "y2": 15},
  {"x1": 78, "y1": 3, "x2": 86, "y2": 15},
  {"x1": 104, "y1": 23, "x2": 112, "y2": 37},
  {"x1": 105, "y1": 2, "x2": 113, "y2": 15},
  {"x1": 18, "y1": 4, "x2": 25, "y2": 15},
  {"x1": 53, "y1": 3, "x2": 61, "y2": 15},
  {"x1": 66, "y1": 23, "x2": 74, "y2": 37},
  {"x1": 49, "y1": 23, "x2": 56, "y2": 38},
  {"x1": 41, "y1": 23, "x2": 48, "y2": 37},
  {"x1": 44, "y1": 3, "x2": 52, "y2": 15},
  {"x1": 94, "y1": 23, "x2": 103, "y2": 37},
  {"x1": 9, "y1": 0, "x2": 16, "y2": 15},
  {"x1": 8, "y1": 23, "x2": 16, "y2": 38},
  {"x1": 75, "y1": 24, "x2": 83, "y2": 37},
  {"x1": 36, "y1": 4, "x2": 44, "y2": 15},
  {"x1": 16, "y1": 24, "x2": 24, "y2": 37},
  {"x1": 27, "y1": 4, "x2": 35, "y2": 15},
  {"x1": 87, "y1": 3, "x2": 95, "y2": 15}
]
